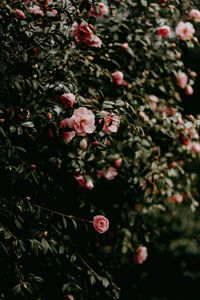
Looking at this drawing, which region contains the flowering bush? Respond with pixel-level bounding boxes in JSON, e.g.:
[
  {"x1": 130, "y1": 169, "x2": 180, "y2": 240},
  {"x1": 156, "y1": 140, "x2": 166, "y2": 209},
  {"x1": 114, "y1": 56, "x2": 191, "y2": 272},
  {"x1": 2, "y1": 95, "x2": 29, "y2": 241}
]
[{"x1": 0, "y1": 0, "x2": 200, "y2": 299}]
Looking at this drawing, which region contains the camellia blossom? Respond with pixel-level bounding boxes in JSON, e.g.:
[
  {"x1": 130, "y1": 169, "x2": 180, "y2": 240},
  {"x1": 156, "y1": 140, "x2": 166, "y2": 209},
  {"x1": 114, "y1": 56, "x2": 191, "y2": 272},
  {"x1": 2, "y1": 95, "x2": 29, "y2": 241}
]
[
  {"x1": 189, "y1": 9, "x2": 200, "y2": 22},
  {"x1": 157, "y1": 25, "x2": 171, "y2": 38},
  {"x1": 175, "y1": 22, "x2": 195, "y2": 40},
  {"x1": 188, "y1": 142, "x2": 200, "y2": 153},
  {"x1": 158, "y1": 106, "x2": 176, "y2": 116},
  {"x1": 68, "y1": 107, "x2": 96, "y2": 136},
  {"x1": 60, "y1": 93, "x2": 76, "y2": 108},
  {"x1": 66, "y1": 295, "x2": 74, "y2": 300},
  {"x1": 60, "y1": 118, "x2": 76, "y2": 142},
  {"x1": 60, "y1": 118, "x2": 69, "y2": 129},
  {"x1": 14, "y1": 9, "x2": 26, "y2": 19},
  {"x1": 93, "y1": 215, "x2": 109, "y2": 233},
  {"x1": 105, "y1": 167, "x2": 118, "y2": 180},
  {"x1": 169, "y1": 193, "x2": 183, "y2": 203},
  {"x1": 114, "y1": 158, "x2": 122, "y2": 168},
  {"x1": 135, "y1": 246, "x2": 148, "y2": 264},
  {"x1": 63, "y1": 131, "x2": 76, "y2": 143},
  {"x1": 185, "y1": 85, "x2": 194, "y2": 96},
  {"x1": 112, "y1": 71, "x2": 124, "y2": 85},
  {"x1": 88, "y1": 3, "x2": 108, "y2": 18},
  {"x1": 121, "y1": 42, "x2": 129, "y2": 50},
  {"x1": 72, "y1": 21, "x2": 102, "y2": 48},
  {"x1": 97, "y1": 167, "x2": 118, "y2": 180},
  {"x1": 28, "y1": 5, "x2": 44, "y2": 16},
  {"x1": 102, "y1": 111, "x2": 120, "y2": 134},
  {"x1": 177, "y1": 72, "x2": 188, "y2": 89},
  {"x1": 74, "y1": 174, "x2": 94, "y2": 189},
  {"x1": 184, "y1": 127, "x2": 199, "y2": 140}
]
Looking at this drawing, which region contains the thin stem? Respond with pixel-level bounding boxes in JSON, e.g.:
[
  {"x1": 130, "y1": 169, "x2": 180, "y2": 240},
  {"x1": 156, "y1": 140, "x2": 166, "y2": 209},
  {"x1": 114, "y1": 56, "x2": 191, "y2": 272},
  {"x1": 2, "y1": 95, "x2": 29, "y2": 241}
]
[
  {"x1": 76, "y1": 252, "x2": 120, "y2": 291},
  {"x1": 30, "y1": 202, "x2": 93, "y2": 224}
]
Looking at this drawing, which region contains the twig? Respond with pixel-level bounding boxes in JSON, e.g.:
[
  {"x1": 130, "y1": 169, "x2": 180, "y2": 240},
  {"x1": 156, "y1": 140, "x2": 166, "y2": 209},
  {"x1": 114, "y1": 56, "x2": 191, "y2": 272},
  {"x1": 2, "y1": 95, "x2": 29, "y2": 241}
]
[{"x1": 30, "y1": 201, "x2": 93, "y2": 224}]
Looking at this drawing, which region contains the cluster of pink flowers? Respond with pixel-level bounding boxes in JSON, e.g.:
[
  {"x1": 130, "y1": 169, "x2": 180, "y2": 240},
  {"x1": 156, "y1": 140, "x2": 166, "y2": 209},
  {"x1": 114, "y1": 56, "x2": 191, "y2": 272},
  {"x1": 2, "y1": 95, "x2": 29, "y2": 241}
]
[
  {"x1": 72, "y1": 21, "x2": 102, "y2": 48},
  {"x1": 88, "y1": 3, "x2": 108, "y2": 18},
  {"x1": 169, "y1": 193, "x2": 183, "y2": 203},
  {"x1": 28, "y1": 5, "x2": 44, "y2": 16},
  {"x1": 135, "y1": 246, "x2": 148, "y2": 264},
  {"x1": 181, "y1": 127, "x2": 200, "y2": 153},
  {"x1": 176, "y1": 72, "x2": 194, "y2": 95}
]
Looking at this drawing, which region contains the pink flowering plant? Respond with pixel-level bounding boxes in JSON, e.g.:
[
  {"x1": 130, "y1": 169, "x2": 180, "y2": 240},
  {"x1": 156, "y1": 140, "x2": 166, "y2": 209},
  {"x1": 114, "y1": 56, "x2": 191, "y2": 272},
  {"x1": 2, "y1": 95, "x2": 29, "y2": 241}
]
[{"x1": 0, "y1": 0, "x2": 200, "y2": 299}]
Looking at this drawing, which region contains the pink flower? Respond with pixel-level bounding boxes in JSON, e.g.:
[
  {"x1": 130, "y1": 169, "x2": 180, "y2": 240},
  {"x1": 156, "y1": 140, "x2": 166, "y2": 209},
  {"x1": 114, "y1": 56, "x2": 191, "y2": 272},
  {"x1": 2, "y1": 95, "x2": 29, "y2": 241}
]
[
  {"x1": 74, "y1": 174, "x2": 94, "y2": 189},
  {"x1": 189, "y1": 9, "x2": 200, "y2": 22},
  {"x1": 60, "y1": 118, "x2": 69, "y2": 129},
  {"x1": 175, "y1": 22, "x2": 195, "y2": 40},
  {"x1": 85, "y1": 178, "x2": 94, "y2": 189},
  {"x1": 185, "y1": 85, "x2": 194, "y2": 95},
  {"x1": 181, "y1": 136, "x2": 191, "y2": 146},
  {"x1": 139, "y1": 111, "x2": 149, "y2": 122},
  {"x1": 102, "y1": 111, "x2": 120, "y2": 134},
  {"x1": 185, "y1": 127, "x2": 199, "y2": 139},
  {"x1": 97, "y1": 167, "x2": 118, "y2": 180},
  {"x1": 66, "y1": 295, "x2": 74, "y2": 300},
  {"x1": 60, "y1": 93, "x2": 76, "y2": 108},
  {"x1": 51, "y1": 9, "x2": 58, "y2": 15},
  {"x1": 170, "y1": 162, "x2": 177, "y2": 168},
  {"x1": 30, "y1": 164, "x2": 36, "y2": 170},
  {"x1": 112, "y1": 71, "x2": 124, "y2": 85},
  {"x1": 114, "y1": 158, "x2": 122, "y2": 168},
  {"x1": 190, "y1": 71, "x2": 197, "y2": 78},
  {"x1": 72, "y1": 22, "x2": 102, "y2": 48},
  {"x1": 59, "y1": 118, "x2": 76, "y2": 142},
  {"x1": 87, "y1": 55, "x2": 94, "y2": 61},
  {"x1": 169, "y1": 193, "x2": 183, "y2": 203},
  {"x1": 29, "y1": 5, "x2": 44, "y2": 16},
  {"x1": 157, "y1": 25, "x2": 171, "y2": 38},
  {"x1": 68, "y1": 107, "x2": 96, "y2": 136},
  {"x1": 63, "y1": 131, "x2": 76, "y2": 143},
  {"x1": 188, "y1": 142, "x2": 200, "y2": 153},
  {"x1": 105, "y1": 167, "x2": 118, "y2": 180},
  {"x1": 74, "y1": 174, "x2": 86, "y2": 187},
  {"x1": 135, "y1": 246, "x2": 148, "y2": 264},
  {"x1": 121, "y1": 42, "x2": 129, "y2": 50},
  {"x1": 85, "y1": 35, "x2": 102, "y2": 48},
  {"x1": 158, "y1": 106, "x2": 176, "y2": 116},
  {"x1": 177, "y1": 72, "x2": 188, "y2": 89},
  {"x1": 88, "y1": 3, "x2": 108, "y2": 18},
  {"x1": 14, "y1": 9, "x2": 26, "y2": 19},
  {"x1": 93, "y1": 215, "x2": 109, "y2": 234},
  {"x1": 72, "y1": 22, "x2": 92, "y2": 42}
]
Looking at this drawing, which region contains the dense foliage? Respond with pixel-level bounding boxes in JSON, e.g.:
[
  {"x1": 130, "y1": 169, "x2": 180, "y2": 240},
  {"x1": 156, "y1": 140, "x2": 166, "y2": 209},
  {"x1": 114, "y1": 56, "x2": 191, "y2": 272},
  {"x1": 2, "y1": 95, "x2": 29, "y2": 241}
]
[{"x1": 0, "y1": 0, "x2": 200, "y2": 299}]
